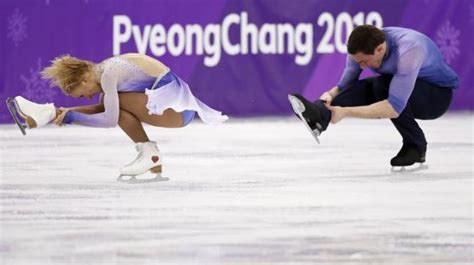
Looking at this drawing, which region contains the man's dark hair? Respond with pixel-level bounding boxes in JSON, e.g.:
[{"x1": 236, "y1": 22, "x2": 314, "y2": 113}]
[{"x1": 347, "y1": 25, "x2": 385, "y2": 55}]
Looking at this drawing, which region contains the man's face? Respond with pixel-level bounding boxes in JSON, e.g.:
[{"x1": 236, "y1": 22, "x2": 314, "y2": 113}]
[{"x1": 350, "y1": 42, "x2": 385, "y2": 69}]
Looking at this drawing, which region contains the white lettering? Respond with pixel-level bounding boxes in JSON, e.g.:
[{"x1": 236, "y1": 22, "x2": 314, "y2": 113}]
[
  {"x1": 259, "y1": 24, "x2": 277, "y2": 54},
  {"x1": 222, "y1": 13, "x2": 240, "y2": 55},
  {"x1": 240, "y1": 12, "x2": 258, "y2": 54},
  {"x1": 167, "y1": 24, "x2": 185, "y2": 56},
  {"x1": 132, "y1": 25, "x2": 151, "y2": 54},
  {"x1": 113, "y1": 15, "x2": 132, "y2": 55},
  {"x1": 149, "y1": 24, "x2": 166, "y2": 56},
  {"x1": 294, "y1": 24, "x2": 313, "y2": 65},
  {"x1": 112, "y1": 12, "x2": 384, "y2": 67},
  {"x1": 203, "y1": 24, "x2": 221, "y2": 67}
]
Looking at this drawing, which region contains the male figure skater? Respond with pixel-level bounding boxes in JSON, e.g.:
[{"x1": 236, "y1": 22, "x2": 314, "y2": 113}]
[{"x1": 289, "y1": 25, "x2": 458, "y2": 169}]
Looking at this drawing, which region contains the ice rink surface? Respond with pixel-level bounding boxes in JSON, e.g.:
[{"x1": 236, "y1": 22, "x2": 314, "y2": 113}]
[{"x1": 1, "y1": 114, "x2": 473, "y2": 265}]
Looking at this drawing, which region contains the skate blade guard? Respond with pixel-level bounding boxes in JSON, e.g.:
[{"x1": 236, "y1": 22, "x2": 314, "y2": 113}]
[
  {"x1": 117, "y1": 174, "x2": 170, "y2": 184},
  {"x1": 117, "y1": 165, "x2": 169, "y2": 183},
  {"x1": 391, "y1": 163, "x2": 429, "y2": 174},
  {"x1": 5, "y1": 98, "x2": 27, "y2": 135}
]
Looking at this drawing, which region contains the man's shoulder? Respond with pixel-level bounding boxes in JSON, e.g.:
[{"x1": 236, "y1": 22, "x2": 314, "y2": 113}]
[
  {"x1": 383, "y1": 27, "x2": 429, "y2": 41},
  {"x1": 384, "y1": 27, "x2": 429, "y2": 51}
]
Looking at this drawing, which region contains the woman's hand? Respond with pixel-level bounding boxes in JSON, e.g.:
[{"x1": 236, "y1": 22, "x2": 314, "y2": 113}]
[{"x1": 53, "y1": 107, "x2": 70, "y2": 126}]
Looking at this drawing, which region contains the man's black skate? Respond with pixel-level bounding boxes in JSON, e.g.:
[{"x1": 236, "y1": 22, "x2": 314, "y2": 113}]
[
  {"x1": 390, "y1": 144, "x2": 428, "y2": 173},
  {"x1": 288, "y1": 94, "x2": 329, "y2": 144}
]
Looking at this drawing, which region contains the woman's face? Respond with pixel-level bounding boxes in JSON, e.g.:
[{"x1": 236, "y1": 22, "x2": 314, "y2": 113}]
[{"x1": 70, "y1": 72, "x2": 101, "y2": 100}]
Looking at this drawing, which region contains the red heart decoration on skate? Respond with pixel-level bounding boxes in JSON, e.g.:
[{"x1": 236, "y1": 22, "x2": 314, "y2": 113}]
[{"x1": 151, "y1": 156, "x2": 160, "y2": 163}]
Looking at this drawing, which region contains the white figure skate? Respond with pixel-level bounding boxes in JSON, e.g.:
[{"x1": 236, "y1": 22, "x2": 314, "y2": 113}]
[
  {"x1": 117, "y1": 141, "x2": 169, "y2": 183},
  {"x1": 5, "y1": 96, "x2": 56, "y2": 135}
]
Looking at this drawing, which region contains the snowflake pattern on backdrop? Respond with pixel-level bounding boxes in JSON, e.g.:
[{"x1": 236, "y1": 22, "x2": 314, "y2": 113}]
[
  {"x1": 7, "y1": 9, "x2": 28, "y2": 47},
  {"x1": 20, "y1": 59, "x2": 57, "y2": 103},
  {"x1": 435, "y1": 21, "x2": 460, "y2": 64}
]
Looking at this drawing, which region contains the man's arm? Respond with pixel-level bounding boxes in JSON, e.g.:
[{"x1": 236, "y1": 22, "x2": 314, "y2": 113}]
[
  {"x1": 328, "y1": 44, "x2": 425, "y2": 124},
  {"x1": 327, "y1": 99, "x2": 398, "y2": 123},
  {"x1": 320, "y1": 86, "x2": 341, "y2": 104},
  {"x1": 337, "y1": 56, "x2": 362, "y2": 90},
  {"x1": 321, "y1": 56, "x2": 360, "y2": 103}
]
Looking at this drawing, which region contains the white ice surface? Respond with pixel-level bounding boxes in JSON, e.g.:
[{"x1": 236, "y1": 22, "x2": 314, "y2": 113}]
[{"x1": 0, "y1": 114, "x2": 473, "y2": 265}]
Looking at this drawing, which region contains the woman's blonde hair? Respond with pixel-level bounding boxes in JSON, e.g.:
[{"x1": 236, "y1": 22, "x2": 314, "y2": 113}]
[{"x1": 41, "y1": 55, "x2": 94, "y2": 94}]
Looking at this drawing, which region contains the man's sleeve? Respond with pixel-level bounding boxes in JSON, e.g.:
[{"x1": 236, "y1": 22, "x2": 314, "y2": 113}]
[
  {"x1": 387, "y1": 45, "x2": 425, "y2": 114},
  {"x1": 336, "y1": 55, "x2": 362, "y2": 90}
]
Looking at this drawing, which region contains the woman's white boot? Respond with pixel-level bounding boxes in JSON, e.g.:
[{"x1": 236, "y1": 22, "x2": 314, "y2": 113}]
[
  {"x1": 6, "y1": 96, "x2": 56, "y2": 134},
  {"x1": 118, "y1": 141, "x2": 168, "y2": 183}
]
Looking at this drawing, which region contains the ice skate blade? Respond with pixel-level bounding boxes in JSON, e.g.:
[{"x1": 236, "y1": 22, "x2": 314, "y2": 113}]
[
  {"x1": 9, "y1": 98, "x2": 37, "y2": 128},
  {"x1": 391, "y1": 163, "x2": 428, "y2": 174},
  {"x1": 117, "y1": 174, "x2": 170, "y2": 184},
  {"x1": 288, "y1": 94, "x2": 320, "y2": 144},
  {"x1": 5, "y1": 98, "x2": 27, "y2": 135}
]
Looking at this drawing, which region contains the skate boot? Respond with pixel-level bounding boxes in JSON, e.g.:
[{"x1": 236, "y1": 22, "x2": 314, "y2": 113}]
[
  {"x1": 390, "y1": 144, "x2": 428, "y2": 173},
  {"x1": 288, "y1": 94, "x2": 330, "y2": 143},
  {"x1": 5, "y1": 96, "x2": 56, "y2": 135},
  {"x1": 117, "y1": 141, "x2": 169, "y2": 183}
]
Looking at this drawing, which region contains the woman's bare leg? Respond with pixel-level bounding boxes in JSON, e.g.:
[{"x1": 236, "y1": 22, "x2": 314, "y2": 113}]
[
  {"x1": 118, "y1": 109, "x2": 149, "y2": 143},
  {"x1": 117, "y1": 92, "x2": 184, "y2": 142}
]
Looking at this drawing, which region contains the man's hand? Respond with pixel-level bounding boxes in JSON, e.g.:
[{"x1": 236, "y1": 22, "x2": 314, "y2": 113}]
[
  {"x1": 325, "y1": 104, "x2": 346, "y2": 124},
  {"x1": 319, "y1": 92, "x2": 333, "y2": 105},
  {"x1": 319, "y1": 86, "x2": 340, "y2": 106},
  {"x1": 53, "y1": 107, "x2": 70, "y2": 126}
]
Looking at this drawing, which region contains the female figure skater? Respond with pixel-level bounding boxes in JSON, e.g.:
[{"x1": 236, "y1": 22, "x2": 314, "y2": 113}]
[{"x1": 7, "y1": 53, "x2": 228, "y2": 182}]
